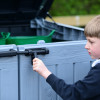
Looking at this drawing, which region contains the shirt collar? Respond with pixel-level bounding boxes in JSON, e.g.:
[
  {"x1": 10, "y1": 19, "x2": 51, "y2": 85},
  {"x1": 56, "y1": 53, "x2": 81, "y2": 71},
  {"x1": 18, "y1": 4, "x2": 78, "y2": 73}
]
[{"x1": 92, "y1": 59, "x2": 100, "y2": 67}]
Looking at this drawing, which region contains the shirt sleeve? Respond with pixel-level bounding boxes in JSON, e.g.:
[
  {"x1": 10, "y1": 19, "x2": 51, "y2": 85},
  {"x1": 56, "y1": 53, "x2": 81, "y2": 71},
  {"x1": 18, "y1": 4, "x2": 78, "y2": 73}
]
[{"x1": 46, "y1": 64, "x2": 100, "y2": 100}]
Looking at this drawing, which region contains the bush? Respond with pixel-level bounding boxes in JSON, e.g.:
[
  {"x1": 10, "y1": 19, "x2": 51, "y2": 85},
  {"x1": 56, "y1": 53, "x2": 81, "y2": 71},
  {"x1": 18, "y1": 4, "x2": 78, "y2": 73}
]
[{"x1": 49, "y1": 0, "x2": 100, "y2": 16}]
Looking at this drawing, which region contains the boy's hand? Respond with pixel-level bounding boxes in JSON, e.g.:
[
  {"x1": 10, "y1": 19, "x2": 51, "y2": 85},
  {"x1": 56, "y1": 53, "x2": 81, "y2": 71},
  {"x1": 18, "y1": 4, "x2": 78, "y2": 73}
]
[{"x1": 33, "y1": 58, "x2": 52, "y2": 79}]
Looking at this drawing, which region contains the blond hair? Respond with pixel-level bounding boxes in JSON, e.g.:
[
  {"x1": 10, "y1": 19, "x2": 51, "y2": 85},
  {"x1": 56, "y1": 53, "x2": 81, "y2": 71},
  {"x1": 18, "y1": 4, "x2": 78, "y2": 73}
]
[{"x1": 84, "y1": 15, "x2": 100, "y2": 38}]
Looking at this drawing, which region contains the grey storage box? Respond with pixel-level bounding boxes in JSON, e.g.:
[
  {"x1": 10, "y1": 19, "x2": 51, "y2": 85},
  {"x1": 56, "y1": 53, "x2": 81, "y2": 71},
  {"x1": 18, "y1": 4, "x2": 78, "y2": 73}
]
[
  {"x1": 0, "y1": 0, "x2": 93, "y2": 100},
  {"x1": 0, "y1": 45, "x2": 18, "y2": 100}
]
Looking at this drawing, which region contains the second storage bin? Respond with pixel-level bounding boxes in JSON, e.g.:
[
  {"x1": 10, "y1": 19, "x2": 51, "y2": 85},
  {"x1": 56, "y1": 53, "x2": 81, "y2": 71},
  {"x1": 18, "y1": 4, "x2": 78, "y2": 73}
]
[{"x1": 1, "y1": 30, "x2": 55, "y2": 45}]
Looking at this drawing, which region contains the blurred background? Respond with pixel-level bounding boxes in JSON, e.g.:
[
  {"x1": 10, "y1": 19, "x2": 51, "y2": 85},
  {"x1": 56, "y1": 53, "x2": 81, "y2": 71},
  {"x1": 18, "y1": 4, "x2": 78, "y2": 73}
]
[{"x1": 46, "y1": 0, "x2": 100, "y2": 28}]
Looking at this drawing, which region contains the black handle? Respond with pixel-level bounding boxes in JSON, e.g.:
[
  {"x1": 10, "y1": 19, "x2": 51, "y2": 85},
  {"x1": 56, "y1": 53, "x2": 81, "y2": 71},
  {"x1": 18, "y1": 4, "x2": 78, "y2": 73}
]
[
  {"x1": 25, "y1": 48, "x2": 49, "y2": 65},
  {"x1": 0, "y1": 49, "x2": 17, "y2": 57},
  {"x1": 0, "y1": 48, "x2": 49, "y2": 57}
]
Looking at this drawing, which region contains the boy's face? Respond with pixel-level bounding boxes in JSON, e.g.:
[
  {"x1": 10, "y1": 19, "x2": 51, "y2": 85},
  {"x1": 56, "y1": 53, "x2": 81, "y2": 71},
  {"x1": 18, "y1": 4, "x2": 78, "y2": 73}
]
[{"x1": 85, "y1": 37, "x2": 100, "y2": 59}]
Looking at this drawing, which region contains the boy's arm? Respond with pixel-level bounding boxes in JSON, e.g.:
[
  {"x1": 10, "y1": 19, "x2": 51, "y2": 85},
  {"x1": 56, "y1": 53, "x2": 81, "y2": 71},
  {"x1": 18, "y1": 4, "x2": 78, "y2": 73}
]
[
  {"x1": 46, "y1": 64, "x2": 100, "y2": 100},
  {"x1": 33, "y1": 58, "x2": 100, "y2": 100}
]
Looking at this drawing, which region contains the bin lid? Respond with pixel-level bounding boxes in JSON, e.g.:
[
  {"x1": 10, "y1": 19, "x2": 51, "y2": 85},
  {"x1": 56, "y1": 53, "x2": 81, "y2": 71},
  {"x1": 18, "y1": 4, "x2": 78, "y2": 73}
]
[{"x1": 0, "y1": 0, "x2": 54, "y2": 24}]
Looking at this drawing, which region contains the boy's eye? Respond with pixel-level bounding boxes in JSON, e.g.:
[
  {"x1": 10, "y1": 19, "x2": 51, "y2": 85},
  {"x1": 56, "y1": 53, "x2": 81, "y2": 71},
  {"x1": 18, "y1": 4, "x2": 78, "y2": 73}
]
[{"x1": 89, "y1": 40, "x2": 94, "y2": 44}]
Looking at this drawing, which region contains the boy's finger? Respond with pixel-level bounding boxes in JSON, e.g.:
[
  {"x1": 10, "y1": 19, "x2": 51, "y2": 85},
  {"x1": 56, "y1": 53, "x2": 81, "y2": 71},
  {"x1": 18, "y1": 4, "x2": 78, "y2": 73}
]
[
  {"x1": 33, "y1": 66, "x2": 38, "y2": 72},
  {"x1": 33, "y1": 67, "x2": 36, "y2": 71},
  {"x1": 33, "y1": 58, "x2": 39, "y2": 62},
  {"x1": 33, "y1": 61, "x2": 37, "y2": 64}
]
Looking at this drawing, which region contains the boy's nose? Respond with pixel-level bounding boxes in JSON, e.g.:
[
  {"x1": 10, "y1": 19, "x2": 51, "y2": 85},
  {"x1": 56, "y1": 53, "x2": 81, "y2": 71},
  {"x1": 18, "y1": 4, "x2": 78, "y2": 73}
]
[{"x1": 85, "y1": 42, "x2": 89, "y2": 50}]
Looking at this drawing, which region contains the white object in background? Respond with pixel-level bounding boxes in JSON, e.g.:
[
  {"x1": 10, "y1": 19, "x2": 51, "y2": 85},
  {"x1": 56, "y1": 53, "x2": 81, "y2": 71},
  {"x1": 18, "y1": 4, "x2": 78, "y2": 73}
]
[{"x1": 37, "y1": 40, "x2": 45, "y2": 44}]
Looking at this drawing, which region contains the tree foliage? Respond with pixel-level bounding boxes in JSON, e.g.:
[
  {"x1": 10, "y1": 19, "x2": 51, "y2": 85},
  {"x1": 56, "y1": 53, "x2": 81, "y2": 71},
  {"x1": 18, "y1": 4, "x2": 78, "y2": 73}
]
[{"x1": 49, "y1": 0, "x2": 100, "y2": 16}]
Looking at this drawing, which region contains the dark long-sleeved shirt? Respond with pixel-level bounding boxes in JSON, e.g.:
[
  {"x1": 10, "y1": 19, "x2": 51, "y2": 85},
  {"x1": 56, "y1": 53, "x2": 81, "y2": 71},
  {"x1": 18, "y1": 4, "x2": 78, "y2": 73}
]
[{"x1": 46, "y1": 63, "x2": 100, "y2": 100}]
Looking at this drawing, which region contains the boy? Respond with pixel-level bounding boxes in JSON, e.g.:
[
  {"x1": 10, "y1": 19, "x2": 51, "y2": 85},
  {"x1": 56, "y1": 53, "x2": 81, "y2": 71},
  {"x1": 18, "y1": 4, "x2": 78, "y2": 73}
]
[{"x1": 33, "y1": 15, "x2": 100, "y2": 100}]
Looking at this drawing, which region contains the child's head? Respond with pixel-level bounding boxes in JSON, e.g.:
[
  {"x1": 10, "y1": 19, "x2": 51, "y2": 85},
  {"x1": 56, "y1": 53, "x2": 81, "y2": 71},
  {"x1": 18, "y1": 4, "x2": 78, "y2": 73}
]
[
  {"x1": 84, "y1": 15, "x2": 100, "y2": 38},
  {"x1": 84, "y1": 15, "x2": 100, "y2": 59}
]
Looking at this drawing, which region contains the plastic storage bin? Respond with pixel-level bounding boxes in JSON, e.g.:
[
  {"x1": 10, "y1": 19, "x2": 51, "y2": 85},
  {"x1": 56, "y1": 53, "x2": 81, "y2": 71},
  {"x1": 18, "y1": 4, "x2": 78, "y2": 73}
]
[
  {"x1": 0, "y1": 0, "x2": 92, "y2": 100},
  {"x1": 2, "y1": 30, "x2": 55, "y2": 45}
]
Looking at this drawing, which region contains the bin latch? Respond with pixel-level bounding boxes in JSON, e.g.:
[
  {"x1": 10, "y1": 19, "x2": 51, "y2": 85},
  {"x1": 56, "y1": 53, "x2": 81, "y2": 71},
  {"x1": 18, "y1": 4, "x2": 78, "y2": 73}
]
[
  {"x1": 24, "y1": 48, "x2": 49, "y2": 64},
  {"x1": 0, "y1": 47, "x2": 49, "y2": 65}
]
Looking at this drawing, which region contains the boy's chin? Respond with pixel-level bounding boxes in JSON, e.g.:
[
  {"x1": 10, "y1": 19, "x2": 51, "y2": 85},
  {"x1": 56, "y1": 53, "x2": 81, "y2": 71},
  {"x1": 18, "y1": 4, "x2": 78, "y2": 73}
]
[
  {"x1": 91, "y1": 56, "x2": 98, "y2": 59},
  {"x1": 90, "y1": 56, "x2": 96, "y2": 59}
]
